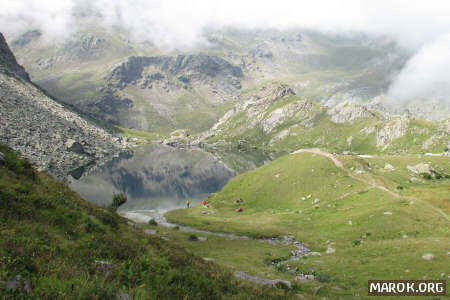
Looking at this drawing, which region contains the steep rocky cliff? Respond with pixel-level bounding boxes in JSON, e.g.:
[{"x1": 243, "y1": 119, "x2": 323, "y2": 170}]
[
  {"x1": 0, "y1": 32, "x2": 128, "y2": 179},
  {"x1": 106, "y1": 54, "x2": 242, "y2": 92},
  {"x1": 0, "y1": 33, "x2": 30, "y2": 82}
]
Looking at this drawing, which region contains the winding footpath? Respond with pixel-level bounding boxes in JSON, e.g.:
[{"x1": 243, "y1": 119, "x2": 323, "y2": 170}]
[
  {"x1": 291, "y1": 148, "x2": 401, "y2": 198},
  {"x1": 292, "y1": 148, "x2": 449, "y2": 222}
]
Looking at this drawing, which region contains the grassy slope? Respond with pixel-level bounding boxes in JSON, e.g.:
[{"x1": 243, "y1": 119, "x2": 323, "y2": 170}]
[
  {"x1": 0, "y1": 143, "x2": 296, "y2": 299},
  {"x1": 141, "y1": 226, "x2": 297, "y2": 282},
  {"x1": 205, "y1": 89, "x2": 448, "y2": 157},
  {"x1": 167, "y1": 152, "x2": 450, "y2": 299}
]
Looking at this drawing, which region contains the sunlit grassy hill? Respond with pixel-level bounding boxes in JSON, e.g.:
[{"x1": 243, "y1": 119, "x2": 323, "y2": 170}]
[{"x1": 167, "y1": 150, "x2": 450, "y2": 299}]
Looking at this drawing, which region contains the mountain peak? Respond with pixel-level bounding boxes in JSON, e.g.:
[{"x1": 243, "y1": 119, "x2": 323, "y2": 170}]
[{"x1": 0, "y1": 32, "x2": 30, "y2": 82}]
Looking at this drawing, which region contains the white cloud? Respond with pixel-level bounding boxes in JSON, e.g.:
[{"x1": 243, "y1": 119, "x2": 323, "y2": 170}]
[
  {"x1": 388, "y1": 33, "x2": 450, "y2": 103},
  {"x1": 1, "y1": 0, "x2": 450, "y2": 103}
]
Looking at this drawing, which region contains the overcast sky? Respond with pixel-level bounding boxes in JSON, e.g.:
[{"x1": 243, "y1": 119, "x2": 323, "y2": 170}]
[{"x1": 2, "y1": 0, "x2": 450, "y2": 103}]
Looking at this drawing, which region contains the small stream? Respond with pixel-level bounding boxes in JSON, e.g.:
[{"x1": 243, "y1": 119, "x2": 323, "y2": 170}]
[{"x1": 122, "y1": 209, "x2": 311, "y2": 261}]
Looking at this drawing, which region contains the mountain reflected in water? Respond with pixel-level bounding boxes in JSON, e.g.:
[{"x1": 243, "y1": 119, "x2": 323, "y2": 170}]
[{"x1": 70, "y1": 144, "x2": 236, "y2": 211}]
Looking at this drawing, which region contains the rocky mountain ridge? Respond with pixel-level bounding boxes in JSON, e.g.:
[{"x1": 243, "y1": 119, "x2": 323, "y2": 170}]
[
  {"x1": 0, "y1": 32, "x2": 128, "y2": 179},
  {"x1": 163, "y1": 82, "x2": 449, "y2": 157},
  {"x1": 12, "y1": 25, "x2": 430, "y2": 134},
  {"x1": 106, "y1": 54, "x2": 242, "y2": 93}
]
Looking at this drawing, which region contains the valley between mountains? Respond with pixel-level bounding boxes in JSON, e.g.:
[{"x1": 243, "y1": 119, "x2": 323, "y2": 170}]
[{"x1": 0, "y1": 14, "x2": 449, "y2": 300}]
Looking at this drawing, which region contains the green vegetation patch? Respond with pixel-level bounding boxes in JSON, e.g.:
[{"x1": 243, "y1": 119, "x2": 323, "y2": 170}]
[
  {"x1": 167, "y1": 151, "x2": 450, "y2": 298},
  {"x1": 0, "y1": 143, "x2": 294, "y2": 299}
]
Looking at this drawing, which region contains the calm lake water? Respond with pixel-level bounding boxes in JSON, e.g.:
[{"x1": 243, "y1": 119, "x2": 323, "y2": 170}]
[{"x1": 69, "y1": 144, "x2": 236, "y2": 214}]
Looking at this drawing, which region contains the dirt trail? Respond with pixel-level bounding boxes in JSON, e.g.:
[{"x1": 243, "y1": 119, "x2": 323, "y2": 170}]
[
  {"x1": 292, "y1": 148, "x2": 450, "y2": 222},
  {"x1": 291, "y1": 148, "x2": 401, "y2": 198}
]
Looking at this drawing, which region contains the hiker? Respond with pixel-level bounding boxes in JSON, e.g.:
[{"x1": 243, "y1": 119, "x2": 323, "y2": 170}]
[
  {"x1": 236, "y1": 208, "x2": 243, "y2": 213},
  {"x1": 203, "y1": 200, "x2": 209, "y2": 208},
  {"x1": 186, "y1": 199, "x2": 190, "y2": 208}
]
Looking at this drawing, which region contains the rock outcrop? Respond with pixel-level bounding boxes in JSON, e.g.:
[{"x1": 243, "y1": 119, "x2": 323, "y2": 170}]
[
  {"x1": 327, "y1": 101, "x2": 376, "y2": 124},
  {"x1": 211, "y1": 82, "x2": 299, "y2": 132},
  {"x1": 376, "y1": 115, "x2": 410, "y2": 150},
  {"x1": 106, "y1": 54, "x2": 243, "y2": 95},
  {"x1": 0, "y1": 33, "x2": 30, "y2": 82},
  {"x1": 0, "y1": 32, "x2": 128, "y2": 179},
  {"x1": 11, "y1": 30, "x2": 41, "y2": 49}
]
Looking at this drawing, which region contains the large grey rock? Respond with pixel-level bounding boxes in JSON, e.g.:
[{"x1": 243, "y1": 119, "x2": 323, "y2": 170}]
[
  {"x1": 234, "y1": 271, "x2": 291, "y2": 289},
  {"x1": 116, "y1": 293, "x2": 133, "y2": 300},
  {"x1": 294, "y1": 274, "x2": 315, "y2": 283},
  {"x1": 422, "y1": 253, "x2": 434, "y2": 261},
  {"x1": 66, "y1": 139, "x2": 86, "y2": 154},
  {"x1": 407, "y1": 163, "x2": 435, "y2": 175},
  {"x1": 95, "y1": 260, "x2": 118, "y2": 274},
  {"x1": 5, "y1": 275, "x2": 31, "y2": 294}
]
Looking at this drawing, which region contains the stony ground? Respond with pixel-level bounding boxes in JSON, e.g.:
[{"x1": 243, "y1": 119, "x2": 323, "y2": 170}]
[{"x1": 0, "y1": 73, "x2": 128, "y2": 179}]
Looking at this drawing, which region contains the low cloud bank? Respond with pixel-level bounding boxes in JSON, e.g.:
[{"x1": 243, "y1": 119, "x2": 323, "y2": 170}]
[{"x1": 2, "y1": 0, "x2": 450, "y2": 103}]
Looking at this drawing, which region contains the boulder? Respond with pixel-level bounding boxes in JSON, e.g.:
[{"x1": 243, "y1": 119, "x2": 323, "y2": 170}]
[
  {"x1": 5, "y1": 275, "x2": 31, "y2": 294},
  {"x1": 294, "y1": 274, "x2": 315, "y2": 283},
  {"x1": 326, "y1": 245, "x2": 336, "y2": 254},
  {"x1": 116, "y1": 293, "x2": 132, "y2": 300},
  {"x1": 407, "y1": 163, "x2": 435, "y2": 175},
  {"x1": 66, "y1": 139, "x2": 86, "y2": 155},
  {"x1": 234, "y1": 271, "x2": 291, "y2": 289},
  {"x1": 384, "y1": 163, "x2": 395, "y2": 171},
  {"x1": 422, "y1": 253, "x2": 434, "y2": 261},
  {"x1": 95, "y1": 260, "x2": 118, "y2": 274}
]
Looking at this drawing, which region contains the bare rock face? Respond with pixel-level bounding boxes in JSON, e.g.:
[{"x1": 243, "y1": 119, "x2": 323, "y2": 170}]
[
  {"x1": 376, "y1": 115, "x2": 410, "y2": 150},
  {"x1": 327, "y1": 101, "x2": 375, "y2": 124},
  {"x1": 262, "y1": 100, "x2": 313, "y2": 133},
  {"x1": 11, "y1": 30, "x2": 41, "y2": 49},
  {"x1": 106, "y1": 54, "x2": 243, "y2": 95},
  {"x1": 0, "y1": 33, "x2": 30, "y2": 82},
  {"x1": 0, "y1": 31, "x2": 128, "y2": 179},
  {"x1": 210, "y1": 82, "x2": 296, "y2": 132}
]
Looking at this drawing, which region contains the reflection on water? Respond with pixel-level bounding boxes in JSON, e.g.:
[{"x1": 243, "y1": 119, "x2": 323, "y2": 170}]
[{"x1": 69, "y1": 144, "x2": 236, "y2": 211}]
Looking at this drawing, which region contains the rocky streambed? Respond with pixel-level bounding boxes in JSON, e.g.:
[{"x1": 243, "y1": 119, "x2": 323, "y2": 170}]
[{"x1": 123, "y1": 209, "x2": 314, "y2": 288}]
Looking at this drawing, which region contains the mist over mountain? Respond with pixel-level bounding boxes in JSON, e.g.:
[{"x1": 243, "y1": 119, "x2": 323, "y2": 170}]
[{"x1": 3, "y1": 0, "x2": 450, "y2": 114}]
